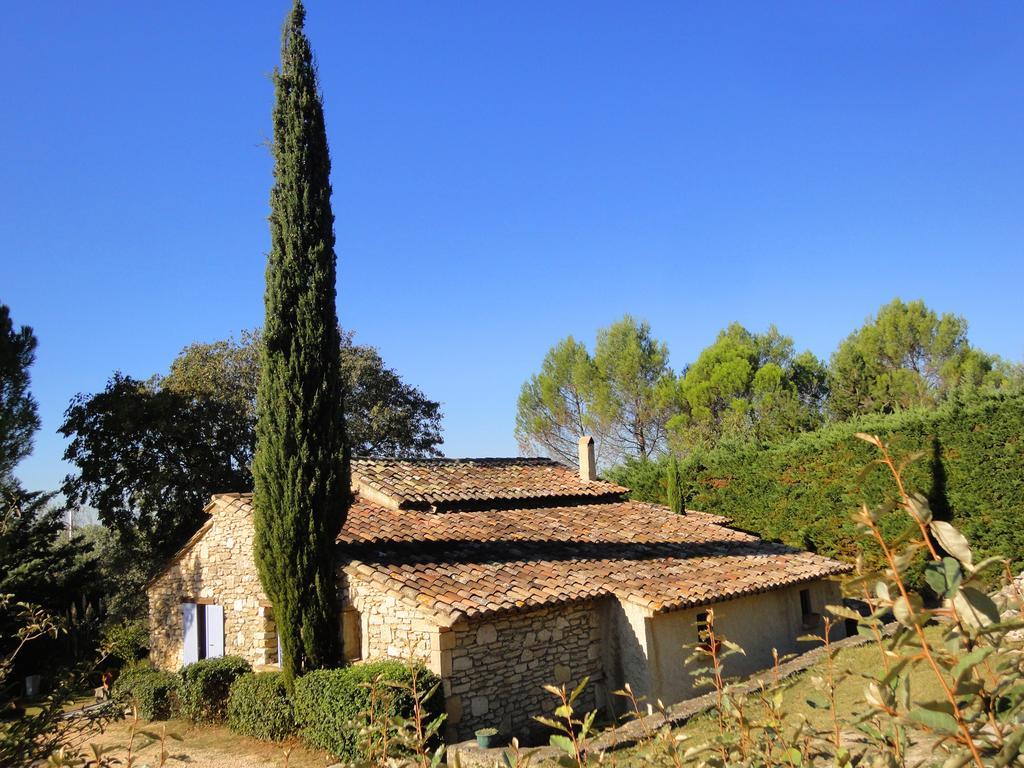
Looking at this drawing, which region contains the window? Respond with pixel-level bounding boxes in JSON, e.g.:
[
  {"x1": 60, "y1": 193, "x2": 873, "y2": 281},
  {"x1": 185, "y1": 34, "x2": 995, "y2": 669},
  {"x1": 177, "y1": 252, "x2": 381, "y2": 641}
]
[
  {"x1": 799, "y1": 589, "x2": 812, "y2": 616},
  {"x1": 181, "y1": 603, "x2": 224, "y2": 664},
  {"x1": 342, "y1": 608, "x2": 362, "y2": 662},
  {"x1": 799, "y1": 588, "x2": 820, "y2": 629}
]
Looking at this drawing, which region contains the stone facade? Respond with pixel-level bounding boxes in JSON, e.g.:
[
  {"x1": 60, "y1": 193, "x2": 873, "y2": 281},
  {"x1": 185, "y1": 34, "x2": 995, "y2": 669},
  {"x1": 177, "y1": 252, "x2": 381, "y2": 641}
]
[
  {"x1": 346, "y1": 577, "x2": 436, "y2": 662},
  {"x1": 148, "y1": 502, "x2": 276, "y2": 670},
  {"x1": 442, "y1": 601, "x2": 604, "y2": 742}
]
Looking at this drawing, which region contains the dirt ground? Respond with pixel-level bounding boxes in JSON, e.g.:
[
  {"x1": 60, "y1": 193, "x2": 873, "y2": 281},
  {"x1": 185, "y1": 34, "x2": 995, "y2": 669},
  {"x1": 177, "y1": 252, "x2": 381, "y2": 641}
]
[{"x1": 73, "y1": 716, "x2": 334, "y2": 768}]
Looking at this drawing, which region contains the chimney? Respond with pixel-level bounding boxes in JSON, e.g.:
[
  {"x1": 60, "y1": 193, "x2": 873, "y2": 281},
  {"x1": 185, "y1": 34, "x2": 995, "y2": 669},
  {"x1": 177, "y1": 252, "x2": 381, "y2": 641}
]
[{"x1": 578, "y1": 436, "x2": 597, "y2": 482}]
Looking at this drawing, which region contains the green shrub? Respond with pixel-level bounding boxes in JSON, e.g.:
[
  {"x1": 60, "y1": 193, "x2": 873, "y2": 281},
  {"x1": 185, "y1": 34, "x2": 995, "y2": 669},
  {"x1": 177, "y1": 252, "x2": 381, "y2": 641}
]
[
  {"x1": 666, "y1": 391, "x2": 1024, "y2": 585},
  {"x1": 177, "y1": 655, "x2": 252, "y2": 723},
  {"x1": 227, "y1": 672, "x2": 296, "y2": 742},
  {"x1": 293, "y1": 661, "x2": 441, "y2": 760},
  {"x1": 102, "y1": 619, "x2": 149, "y2": 664},
  {"x1": 111, "y1": 665, "x2": 178, "y2": 720}
]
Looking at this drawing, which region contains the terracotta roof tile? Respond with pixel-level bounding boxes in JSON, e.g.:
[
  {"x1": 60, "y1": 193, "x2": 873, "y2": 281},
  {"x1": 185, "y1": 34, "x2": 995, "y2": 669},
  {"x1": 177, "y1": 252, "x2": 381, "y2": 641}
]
[
  {"x1": 350, "y1": 457, "x2": 626, "y2": 509},
  {"x1": 216, "y1": 491, "x2": 850, "y2": 626}
]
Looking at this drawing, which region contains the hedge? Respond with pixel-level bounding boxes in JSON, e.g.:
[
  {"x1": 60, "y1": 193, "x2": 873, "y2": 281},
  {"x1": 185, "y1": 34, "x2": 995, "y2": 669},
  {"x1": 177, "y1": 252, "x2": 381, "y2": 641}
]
[
  {"x1": 227, "y1": 671, "x2": 296, "y2": 741},
  {"x1": 177, "y1": 655, "x2": 252, "y2": 723},
  {"x1": 111, "y1": 665, "x2": 178, "y2": 720},
  {"x1": 293, "y1": 661, "x2": 441, "y2": 760},
  {"x1": 670, "y1": 392, "x2": 1024, "y2": 582}
]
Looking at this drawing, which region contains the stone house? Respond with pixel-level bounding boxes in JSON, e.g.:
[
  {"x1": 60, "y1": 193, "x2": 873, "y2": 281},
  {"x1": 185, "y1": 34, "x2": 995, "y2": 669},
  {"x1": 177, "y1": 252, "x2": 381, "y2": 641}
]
[{"x1": 147, "y1": 438, "x2": 850, "y2": 742}]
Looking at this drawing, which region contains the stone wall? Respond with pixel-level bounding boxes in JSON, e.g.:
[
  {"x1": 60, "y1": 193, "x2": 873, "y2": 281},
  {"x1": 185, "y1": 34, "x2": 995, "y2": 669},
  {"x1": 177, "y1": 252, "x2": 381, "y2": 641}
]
[
  {"x1": 346, "y1": 578, "x2": 436, "y2": 663},
  {"x1": 147, "y1": 503, "x2": 276, "y2": 670},
  {"x1": 442, "y1": 600, "x2": 604, "y2": 742}
]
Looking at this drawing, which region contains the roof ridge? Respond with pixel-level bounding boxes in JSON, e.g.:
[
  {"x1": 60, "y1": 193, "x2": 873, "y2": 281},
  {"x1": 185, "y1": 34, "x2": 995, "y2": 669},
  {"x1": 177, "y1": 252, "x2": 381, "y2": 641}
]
[{"x1": 351, "y1": 456, "x2": 561, "y2": 465}]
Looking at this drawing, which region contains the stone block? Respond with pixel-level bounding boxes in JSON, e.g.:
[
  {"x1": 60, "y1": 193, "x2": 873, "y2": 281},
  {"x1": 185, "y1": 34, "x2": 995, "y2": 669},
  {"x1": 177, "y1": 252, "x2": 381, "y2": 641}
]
[
  {"x1": 554, "y1": 664, "x2": 571, "y2": 683},
  {"x1": 476, "y1": 623, "x2": 497, "y2": 644},
  {"x1": 471, "y1": 696, "x2": 489, "y2": 717}
]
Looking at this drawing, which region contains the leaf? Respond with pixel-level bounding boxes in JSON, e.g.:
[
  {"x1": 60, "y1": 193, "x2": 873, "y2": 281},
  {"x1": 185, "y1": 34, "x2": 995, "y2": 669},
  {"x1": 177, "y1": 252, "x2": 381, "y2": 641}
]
[
  {"x1": 854, "y1": 432, "x2": 881, "y2": 446},
  {"x1": 553, "y1": 705, "x2": 572, "y2": 719},
  {"x1": 924, "y1": 558, "x2": 963, "y2": 599},
  {"x1": 892, "y1": 594, "x2": 923, "y2": 627},
  {"x1": 907, "y1": 707, "x2": 960, "y2": 735},
  {"x1": 930, "y1": 521, "x2": 973, "y2": 568},
  {"x1": 953, "y1": 587, "x2": 1000, "y2": 628},
  {"x1": 875, "y1": 581, "x2": 891, "y2": 602},
  {"x1": 826, "y1": 604, "x2": 861, "y2": 621},
  {"x1": 548, "y1": 734, "x2": 575, "y2": 755},
  {"x1": 952, "y1": 647, "x2": 993, "y2": 682},
  {"x1": 863, "y1": 682, "x2": 886, "y2": 710},
  {"x1": 907, "y1": 493, "x2": 932, "y2": 525}
]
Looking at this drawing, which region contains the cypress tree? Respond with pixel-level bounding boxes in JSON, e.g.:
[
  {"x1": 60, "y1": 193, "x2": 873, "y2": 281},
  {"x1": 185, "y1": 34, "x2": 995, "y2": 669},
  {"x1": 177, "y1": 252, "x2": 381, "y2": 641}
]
[
  {"x1": 253, "y1": 0, "x2": 348, "y2": 688},
  {"x1": 666, "y1": 457, "x2": 683, "y2": 515}
]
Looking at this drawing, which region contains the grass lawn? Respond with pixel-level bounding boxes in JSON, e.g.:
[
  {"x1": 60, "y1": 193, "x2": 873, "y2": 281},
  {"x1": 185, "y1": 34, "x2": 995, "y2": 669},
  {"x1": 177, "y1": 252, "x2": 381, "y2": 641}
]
[{"x1": 613, "y1": 625, "x2": 949, "y2": 760}]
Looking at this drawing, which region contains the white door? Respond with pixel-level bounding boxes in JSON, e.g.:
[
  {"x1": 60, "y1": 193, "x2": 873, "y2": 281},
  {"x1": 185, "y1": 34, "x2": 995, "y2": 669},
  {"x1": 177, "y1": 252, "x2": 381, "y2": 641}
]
[
  {"x1": 205, "y1": 604, "x2": 224, "y2": 659},
  {"x1": 181, "y1": 603, "x2": 199, "y2": 665}
]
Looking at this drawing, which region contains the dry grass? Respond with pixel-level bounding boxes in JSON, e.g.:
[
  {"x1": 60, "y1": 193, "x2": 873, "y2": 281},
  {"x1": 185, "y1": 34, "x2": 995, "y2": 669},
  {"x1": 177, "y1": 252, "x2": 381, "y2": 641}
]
[{"x1": 75, "y1": 716, "x2": 333, "y2": 768}]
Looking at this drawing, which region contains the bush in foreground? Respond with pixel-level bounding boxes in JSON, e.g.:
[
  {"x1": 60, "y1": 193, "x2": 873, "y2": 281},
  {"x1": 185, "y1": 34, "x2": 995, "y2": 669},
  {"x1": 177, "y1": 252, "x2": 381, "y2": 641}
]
[
  {"x1": 293, "y1": 660, "x2": 441, "y2": 760},
  {"x1": 227, "y1": 671, "x2": 296, "y2": 742},
  {"x1": 177, "y1": 655, "x2": 252, "y2": 723},
  {"x1": 111, "y1": 665, "x2": 178, "y2": 721}
]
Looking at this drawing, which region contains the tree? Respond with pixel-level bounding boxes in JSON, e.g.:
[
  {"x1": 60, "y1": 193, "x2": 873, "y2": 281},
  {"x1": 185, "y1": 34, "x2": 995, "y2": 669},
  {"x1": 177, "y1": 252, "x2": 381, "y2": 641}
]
[
  {"x1": 593, "y1": 315, "x2": 677, "y2": 461},
  {"x1": 515, "y1": 337, "x2": 606, "y2": 465},
  {"x1": 161, "y1": 329, "x2": 443, "y2": 458},
  {"x1": 828, "y1": 298, "x2": 1018, "y2": 420},
  {"x1": 516, "y1": 317, "x2": 676, "y2": 466},
  {"x1": 670, "y1": 323, "x2": 828, "y2": 451},
  {"x1": 0, "y1": 304, "x2": 40, "y2": 483},
  {"x1": 253, "y1": 0, "x2": 346, "y2": 686},
  {"x1": 665, "y1": 456, "x2": 683, "y2": 514},
  {"x1": 0, "y1": 305, "x2": 96, "y2": 733},
  {"x1": 339, "y1": 336, "x2": 443, "y2": 457},
  {"x1": 61, "y1": 374, "x2": 251, "y2": 560}
]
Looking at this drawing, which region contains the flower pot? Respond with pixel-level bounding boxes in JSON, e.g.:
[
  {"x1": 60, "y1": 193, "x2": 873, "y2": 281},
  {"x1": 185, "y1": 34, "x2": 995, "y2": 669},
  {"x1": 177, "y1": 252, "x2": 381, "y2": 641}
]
[{"x1": 475, "y1": 732, "x2": 497, "y2": 748}]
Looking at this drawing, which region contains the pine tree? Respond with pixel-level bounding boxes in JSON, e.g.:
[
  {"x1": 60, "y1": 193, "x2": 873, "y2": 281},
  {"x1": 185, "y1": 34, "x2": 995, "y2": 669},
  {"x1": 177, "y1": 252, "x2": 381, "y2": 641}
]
[{"x1": 253, "y1": 0, "x2": 348, "y2": 688}]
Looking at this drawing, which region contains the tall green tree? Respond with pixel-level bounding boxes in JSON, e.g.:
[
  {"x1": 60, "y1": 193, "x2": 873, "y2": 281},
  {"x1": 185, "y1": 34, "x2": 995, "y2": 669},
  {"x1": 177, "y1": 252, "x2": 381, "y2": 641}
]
[
  {"x1": 162, "y1": 329, "x2": 443, "y2": 458},
  {"x1": 828, "y1": 298, "x2": 1018, "y2": 420},
  {"x1": 593, "y1": 315, "x2": 677, "y2": 461},
  {"x1": 0, "y1": 305, "x2": 40, "y2": 484},
  {"x1": 0, "y1": 305, "x2": 95, "y2": 706},
  {"x1": 515, "y1": 316, "x2": 676, "y2": 466},
  {"x1": 670, "y1": 322, "x2": 828, "y2": 451},
  {"x1": 253, "y1": 0, "x2": 347, "y2": 686},
  {"x1": 515, "y1": 336, "x2": 606, "y2": 465}
]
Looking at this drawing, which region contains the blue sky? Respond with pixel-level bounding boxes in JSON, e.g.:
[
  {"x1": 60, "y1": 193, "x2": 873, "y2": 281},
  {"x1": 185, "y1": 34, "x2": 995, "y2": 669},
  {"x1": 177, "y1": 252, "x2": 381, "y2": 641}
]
[{"x1": 4, "y1": 2, "x2": 1022, "y2": 493}]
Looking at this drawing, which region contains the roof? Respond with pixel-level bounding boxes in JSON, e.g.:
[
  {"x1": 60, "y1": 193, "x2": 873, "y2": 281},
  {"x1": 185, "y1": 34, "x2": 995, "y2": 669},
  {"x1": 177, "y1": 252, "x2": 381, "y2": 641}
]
[
  {"x1": 210, "y1": 490, "x2": 850, "y2": 627},
  {"x1": 350, "y1": 457, "x2": 627, "y2": 510}
]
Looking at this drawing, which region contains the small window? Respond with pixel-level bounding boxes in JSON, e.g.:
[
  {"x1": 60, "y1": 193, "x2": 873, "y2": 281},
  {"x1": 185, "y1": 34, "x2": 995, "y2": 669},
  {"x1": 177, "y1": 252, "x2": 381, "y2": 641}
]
[
  {"x1": 799, "y1": 588, "x2": 820, "y2": 629},
  {"x1": 181, "y1": 603, "x2": 223, "y2": 663},
  {"x1": 799, "y1": 589, "x2": 812, "y2": 616},
  {"x1": 342, "y1": 608, "x2": 362, "y2": 662}
]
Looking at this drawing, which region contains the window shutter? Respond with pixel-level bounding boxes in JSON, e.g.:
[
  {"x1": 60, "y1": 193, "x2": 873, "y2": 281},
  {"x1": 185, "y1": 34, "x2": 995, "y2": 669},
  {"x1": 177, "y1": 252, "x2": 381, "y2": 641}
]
[
  {"x1": 181, "y1": 603, "x2": 199, "y2": 665},
  {"x1": 205, "y1": 604, "x2": 224, "y2": 659}
]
